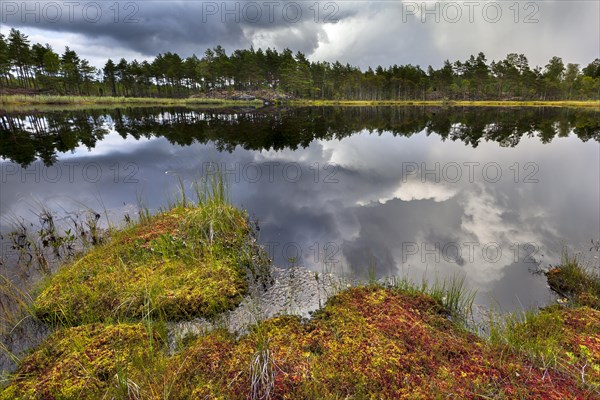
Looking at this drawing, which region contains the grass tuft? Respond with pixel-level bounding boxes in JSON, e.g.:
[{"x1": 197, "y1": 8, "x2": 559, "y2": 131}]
[
  {"x1": 383, "y1": 273, "x2": 476, "y2": 326},
  {"x1": 545, "y1": 250, "x2": 600, "y2": 309}
]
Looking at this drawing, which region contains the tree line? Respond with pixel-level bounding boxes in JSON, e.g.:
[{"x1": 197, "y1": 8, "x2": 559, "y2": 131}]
[{"x1": 1, "y1": 28, "x2": 599, "y2": 100}]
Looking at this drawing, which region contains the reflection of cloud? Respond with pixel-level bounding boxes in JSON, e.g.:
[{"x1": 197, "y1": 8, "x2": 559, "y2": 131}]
[
  {"x1": 398, "y1": 183, "x2": 551, "y2": 289},
  {"x1": 390, "y1": 180, "x2": 458, "y2": 203},
  {"x1": 356, "y1": 179, "x2": 459, "y2": 205},
  {"x1": 459, "y1": 186, "x2": 544, "y2": 285},
  {"x1": 63, "y1": 131, "x2": 157, "y2": 158},
  {"x1": 477, "y1": 260, "x2": 552, "y2": 312}
]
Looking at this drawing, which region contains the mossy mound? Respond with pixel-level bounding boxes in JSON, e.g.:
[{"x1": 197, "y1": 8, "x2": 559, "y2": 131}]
[
  {"x1": 33, "y1": 203, "x2": 268, "y2": 325},
  {"x1": 546, "y1": 261, "x2": 600, "y2": 309},
  {"x1": 164, "y1": 287, "x2": 591, "y2": 399},
  {"x1": 0, "y1": 323, "x2": 162, "y2": 399}
]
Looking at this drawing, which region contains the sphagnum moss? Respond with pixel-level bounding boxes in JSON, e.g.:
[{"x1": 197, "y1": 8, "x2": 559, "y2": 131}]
[
  {"x1": 33, "y1": 201, "x2": 268, "y2": 325},
  {"x1": 3, "y1": 287, "x2": 598, "y2": 398},
  {"x1": 161, "y1": 287, "x2": 594, "y2": 399},
  {"x1": 0, "y1": 323, "x2": 163, "y2": 400}
]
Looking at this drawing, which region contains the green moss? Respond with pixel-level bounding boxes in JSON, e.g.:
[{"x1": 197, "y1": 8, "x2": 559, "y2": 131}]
[
  {"x1": 490, "y1": 250, "x2": 600, "y2": 390},
  {"x1": 492, "y1": 305, "x2": 600, "y2": 391},
  {"x1": 3, "y1": 202, "x2": 598, "y2": 399},
  {"x1": 33, "y1": 202, "x2": 268, "y2": 325},
  {"x1": 1, "y1": 323, "x2": 163, "y2": 399}
]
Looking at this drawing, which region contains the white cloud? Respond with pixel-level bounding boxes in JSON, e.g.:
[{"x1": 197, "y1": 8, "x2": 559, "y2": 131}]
[{"x1": 392, "y1": 179, "x2": 459, "y2": 203}]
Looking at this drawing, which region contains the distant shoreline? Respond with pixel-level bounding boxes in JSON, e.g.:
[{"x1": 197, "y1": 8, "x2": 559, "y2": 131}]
[
  {"x1": 290, "y1": 99, "x2": 600, "y2": 108},
  {"x1": 1, "y1": 94, "x2": 598, "y2": 108},
  {"x1": 0, "y1": 94, "x2": 264, "y2": 107}
]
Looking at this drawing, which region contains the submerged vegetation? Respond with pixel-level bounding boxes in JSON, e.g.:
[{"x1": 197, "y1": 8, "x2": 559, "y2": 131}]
[{"x1": 1, "y1": 178, "x2": 599, "y2": 398}]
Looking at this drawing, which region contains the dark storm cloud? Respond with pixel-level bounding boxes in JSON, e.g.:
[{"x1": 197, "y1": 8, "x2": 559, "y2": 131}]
[
  {"x1": 1, "y1": 0, "x2": 360, "y2": 57},
  {"x1": 1, "y1": 1, "x2": 598, "y2": 69},
  {"x1": 4, "y1": 2, "x2": 246, "y2": 55}
]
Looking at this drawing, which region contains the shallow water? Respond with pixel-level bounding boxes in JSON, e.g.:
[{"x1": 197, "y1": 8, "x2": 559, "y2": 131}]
[{"x1": 1, "y1": 106, "x2": 599, "y2": 314}]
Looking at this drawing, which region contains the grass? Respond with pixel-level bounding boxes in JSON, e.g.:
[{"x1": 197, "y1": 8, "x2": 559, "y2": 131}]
[
  {"x1": 488, "y1": 305, "x2": 600, "y2": 393},
  {"x1": 545, "y1": 251, "x2": 600, "y2": 309},
  {"x1": 2, "y1": 94, "x2": 598, "y2": 109},
  {"x1": 383, "y1": 273, "x2": 476, "y2": 326},
  {"x1": 485, "y1": 252, "x2": 600, "y2": 394},
  {"x1": 0, "y1": 94, "x2": 264, "y2": 107},
  {"x1": 290, "y1": 99, "x2": 600, "y2": 108},
  {"x1": 249, "y1": 329, "x2": 275, "y2": 400}
]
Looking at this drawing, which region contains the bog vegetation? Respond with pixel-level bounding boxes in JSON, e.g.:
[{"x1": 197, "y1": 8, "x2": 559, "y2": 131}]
[
  {"x1": 0, "y1": 178, "x2": 599, "y2": 398},
  {"x1": 1, "y1": 28, "x2": 600, "y2": 101}
]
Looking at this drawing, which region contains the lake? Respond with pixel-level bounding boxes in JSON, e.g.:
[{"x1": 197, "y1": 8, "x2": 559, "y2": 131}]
[{"x1": 1, "y1": 106, "x2": 599, "y2": 312}]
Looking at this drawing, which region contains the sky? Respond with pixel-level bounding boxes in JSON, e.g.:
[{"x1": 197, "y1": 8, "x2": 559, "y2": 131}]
[{"x1": 1, "y1": 0, "x2": 599, "y2": 71}]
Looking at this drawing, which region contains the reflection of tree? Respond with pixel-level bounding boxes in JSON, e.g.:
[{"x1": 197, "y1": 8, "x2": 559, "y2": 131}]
[
  {"x1": 0, "y1": 110, "x2": 110, "y2": 166},
  {"x1": 1, "y1": 107, "x2": 598, "y2": 166}
]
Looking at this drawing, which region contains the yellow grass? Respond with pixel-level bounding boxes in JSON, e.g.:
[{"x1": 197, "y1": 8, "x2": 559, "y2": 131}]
[
  {"x1": 290, "y1": 99, "x2": 600, "y2": 108},
  {"x1": 0, "y1": 94, "x2": 264, "y2": 106}
]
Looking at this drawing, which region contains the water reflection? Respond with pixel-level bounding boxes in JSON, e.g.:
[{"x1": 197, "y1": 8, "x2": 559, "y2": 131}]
[
  {"x1": 1, "y1": 106, "x2": 599, "y2": 313},
  {"x1": 1, "y1": 106, "x2": 598, "y2": 166}
]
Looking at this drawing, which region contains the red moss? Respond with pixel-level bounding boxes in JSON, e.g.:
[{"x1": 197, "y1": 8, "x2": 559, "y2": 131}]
[
  {"x1": 164, "y1": 287, "x2": 593, "y2": 399},
  {"x1": 5, "y1": 287, "x2": 596, "y2": 399}
]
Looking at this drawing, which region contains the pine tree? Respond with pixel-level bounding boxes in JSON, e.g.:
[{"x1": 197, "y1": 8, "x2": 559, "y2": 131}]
[
  {"x1": 103, "y1": 59, "x2": 117, "y2": 96},
  {"x1": 7, "y1": 28, "x2": 32, "y2": 87}
]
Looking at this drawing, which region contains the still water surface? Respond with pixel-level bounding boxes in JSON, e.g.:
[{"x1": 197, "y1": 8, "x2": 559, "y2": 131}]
[{"x1": 1, "y1": 106, "x2": 599, "y2": 312}]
